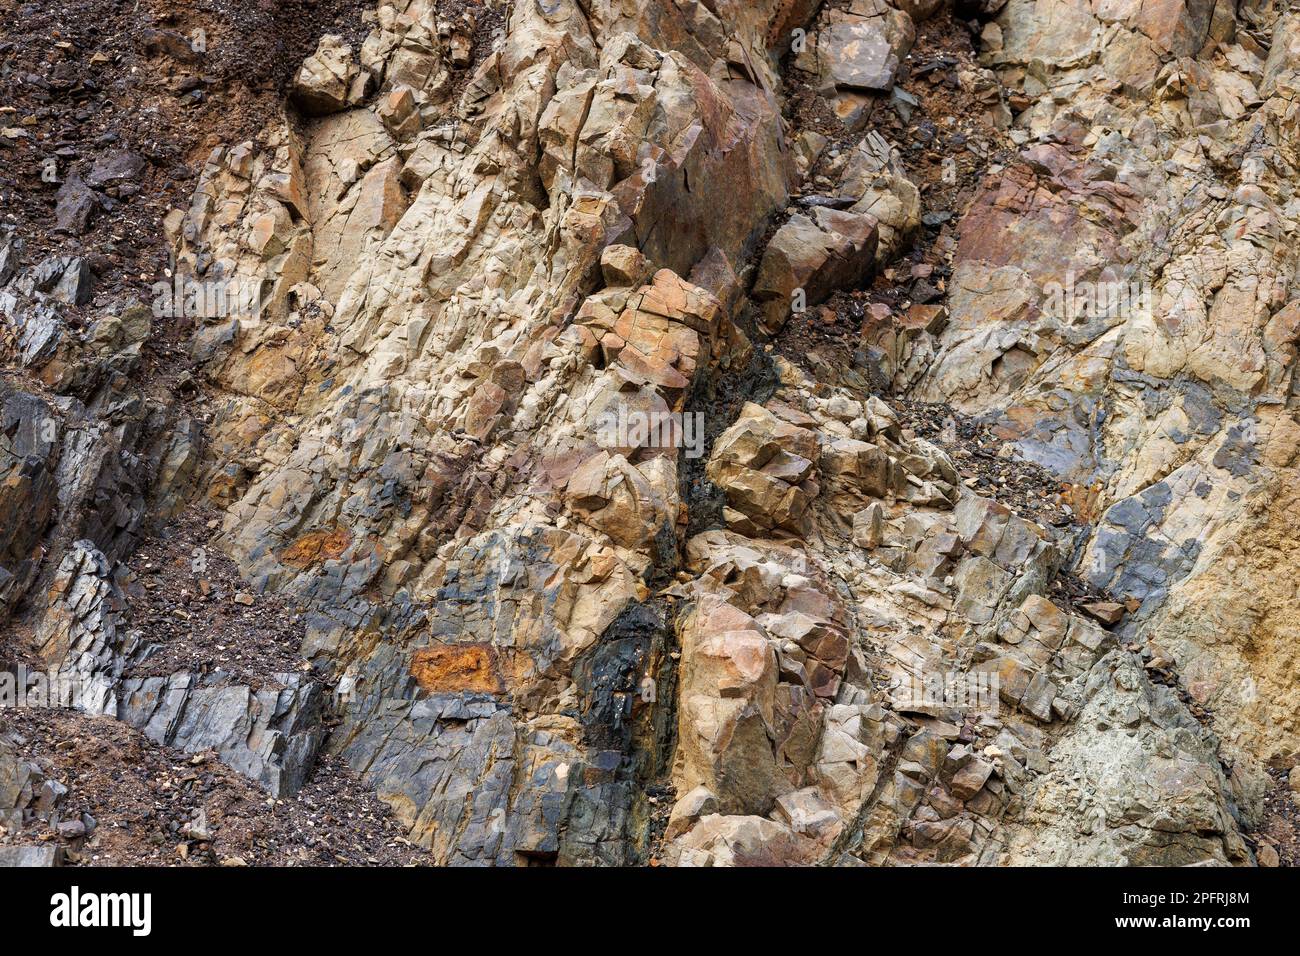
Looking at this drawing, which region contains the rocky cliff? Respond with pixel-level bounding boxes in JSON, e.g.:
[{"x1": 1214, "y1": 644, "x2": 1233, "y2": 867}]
[{"x1": 1, "y1": 0, "x2": 1298, "y2": 866}]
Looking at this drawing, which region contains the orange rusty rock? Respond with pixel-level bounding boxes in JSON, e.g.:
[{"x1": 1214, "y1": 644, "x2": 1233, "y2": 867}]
[
  {"x1": 1058, "y1": 480, "x2": 1102, "y2": 523},
  {"x1": 279, "y1": 527, "x2": 352, "y2": 568},
  {"x1": 409, "y1": 644, "x2": 503, "y2": 694}
]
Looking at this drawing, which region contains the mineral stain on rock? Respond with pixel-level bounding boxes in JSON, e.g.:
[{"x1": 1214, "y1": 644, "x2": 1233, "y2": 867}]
[{"x1": 409, "y1": 644, "x2": 503, "y2": 695}]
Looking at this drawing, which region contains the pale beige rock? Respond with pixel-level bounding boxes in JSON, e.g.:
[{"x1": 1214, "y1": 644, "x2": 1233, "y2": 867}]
[
  {"x1": 665, "y1": 785, "x2": 719, "y2": 841},
  {"x1": 752, "y1": 208, "x2": 879, "y2": 334},
  {"x1": 665, "y1": 814, "x2": 821, "y2": 866},
  {"x1": 600, "y1": 245, "x2": 649, "y2": 288},
  {"x1": 773, "y1": 787, "x2": 845, "y2": 843},
  {"x1": 292, "y1": 35, "x2": 358, "y2": 115},
  {"x1": 675, "y1": 594, "x2": 783, "y2": 815},
  {"x1": 376, "y1": 85, "x2": 420, "y2": 140}
]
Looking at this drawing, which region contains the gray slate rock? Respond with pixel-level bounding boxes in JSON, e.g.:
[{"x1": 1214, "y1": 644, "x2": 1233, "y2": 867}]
[{"x1": 0, "y1": 845, "x2": 63, "y2": 867}]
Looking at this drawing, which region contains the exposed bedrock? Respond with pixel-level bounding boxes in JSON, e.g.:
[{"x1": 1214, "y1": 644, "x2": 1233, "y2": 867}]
[{"x1": 3, "y1": 0, "x2": 1297, "y2": 867}]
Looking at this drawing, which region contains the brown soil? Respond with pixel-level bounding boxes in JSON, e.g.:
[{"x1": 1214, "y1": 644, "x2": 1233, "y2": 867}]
[
  {"x1": 0, "y1": 0, "x2": 372, "y2": 304},
  {"x1": 120, "y1": 507, "x2": 310, "y2": 686},
  {"x1": 0, "y1": 708, "x2": 429, "y2": 866},
  {"x1": 0, "y1": 0, "x2": 374, "y2": 410},
  {"x1": 1255, "y1": 767, "x2": 1300, "y2": 868},
  {"x1": 894, "y1": 398, "x2": 1075, "y2": 527}
]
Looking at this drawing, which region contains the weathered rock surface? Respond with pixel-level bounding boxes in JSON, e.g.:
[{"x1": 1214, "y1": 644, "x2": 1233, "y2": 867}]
[
  {"x1": 754, "y1": 208, "x2": 879, "y2": 334},
  {"x1": 292, "y1": 35, "x2": 362, "y2": 116},
  {"x1": 2, "y1": 0, "x2": 1295, "y2": 868},
  {"x1": 706, "y1": 403, "x2": 822, "y2": 535},
  {"x1": 903, "y1": 0, "x2": 1300, "y2": 820},
  {"x1": 30, "y1": 543, "x2": 326, "y2": 797}
]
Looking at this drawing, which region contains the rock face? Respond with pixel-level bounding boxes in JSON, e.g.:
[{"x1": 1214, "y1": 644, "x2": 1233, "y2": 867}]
[{"x1": 2, "y1": 0, "x2": 1297, "y2": 868}]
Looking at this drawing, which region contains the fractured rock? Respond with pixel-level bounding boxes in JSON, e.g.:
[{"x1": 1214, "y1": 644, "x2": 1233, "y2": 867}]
[
  {"x1": 706, "y1": 403, "x2": 821, "y2": 536},
  {"x1": 753, "y1": 208, "x2": 879, "y2": 335},
  {"x1": 292, "y1": 36, "x2": 358, "y2": 115}
]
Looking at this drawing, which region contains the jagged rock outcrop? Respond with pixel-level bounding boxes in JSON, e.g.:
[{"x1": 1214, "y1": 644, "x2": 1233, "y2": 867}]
[
  {"x1": 902, "y1": 0, "x2": 1300, "y2": 817},
  {"x1": 3, "y1": 0, "x2": 1297, "y2": 868}
]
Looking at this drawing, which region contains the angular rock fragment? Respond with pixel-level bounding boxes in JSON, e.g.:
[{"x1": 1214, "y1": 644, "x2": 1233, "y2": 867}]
[
  {"x1": 86, "y1": 149, "x2": 146, "y2": 188},
  {"x1": 53, "y1": 173, "x2": 96, "y2": 234},
  {"x1": 753, "y1": 208, "x2": 878, "y2": 335},
  {"x1": 823, "y1": 17, "x2": 901, "y2": 91},
  {"x1": 292, "y1": 36, "x2": 358, "y2": 115}
]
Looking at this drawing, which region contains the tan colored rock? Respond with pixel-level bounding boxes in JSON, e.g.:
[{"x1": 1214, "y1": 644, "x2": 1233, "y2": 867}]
[
  {"x1": 773, "y1": 787, "x2": 844, "y2": 843},
  {"x1": 675, "y1": 594, "x2": 784, "y2": 815},
  {"x1": 821, "y1": 437, "x2": 894, "y2": 498},
  {"x1": 753, "y1": 208, "x2": 879, "y2": 335},
  {"x1": 664, "y1": 785, "x2": 719, "y2": 841},
  {"x1": 814, "y1": 703, "x2": 888, "y2": 813},
  {"x1": 564, "y1": 451, "x2": 674, "y2": 549},
  {"x1": 950, "y1": 757, "x2": 994, "y2": 800},
  {"x1": 665, "y1": 814, "x2": 820, "y2": 866},
  {"x1": 376, "y1": 85, "x2": 420, "y2": 140},
  {"x1": 600, "y1": 244, "x2": 649, "y2": 288},
  {"x1": 837, "y1": 135, "x2": 921, "y2": 263},
  {"x1": 292, "y1": 35, "x2": 358, "y2": 115},
  {"x1": 706, "y1": 403, "x2": 821, "y2": 537},
  {"x1": 1082, "y1": 601, "x2": 1125, "y2": 626},
  {"x1": 853, "y1": 502, "x2": 885, "y2": 548}
]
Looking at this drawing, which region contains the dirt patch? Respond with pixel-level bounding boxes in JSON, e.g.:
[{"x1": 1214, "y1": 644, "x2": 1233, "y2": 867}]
[
  {"x1": 441, "y1": 0, "x2": 508, "y2": 104},
  {"x1": 0, "y1": 0, "x2": 372, "y2": 304},
  {"x1": 0, "y1": 708, "x2": 429, "y2": 865},
  {"x1": 644, "y1": 781, "x2": 676, "y2": 866},
  {"x1": 0, "y1": 0, "x2": 375, "y2": 416},
  {"x1": 0, "y1": 614, "x2": 41, "y2": 674},
  {"x1": 894, "y1": 397, "x2": 1077, "y2": 529},
  {"x1": 120, "y1": 508, "x2": 308, "y2": 686},
  {"x1": 773, "y1": 13, "x2": 1016, "y2": 382},
  {"x1": 1255, "y1": 766, "x2": 1300, "y2": 867}
]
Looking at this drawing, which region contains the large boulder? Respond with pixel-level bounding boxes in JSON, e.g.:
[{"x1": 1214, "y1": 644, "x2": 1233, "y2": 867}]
[{"x1": 753, "y1": 208, "x2": 878, "y2": 335}]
